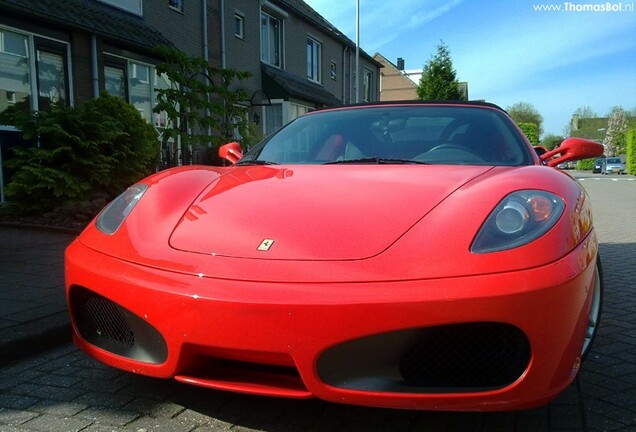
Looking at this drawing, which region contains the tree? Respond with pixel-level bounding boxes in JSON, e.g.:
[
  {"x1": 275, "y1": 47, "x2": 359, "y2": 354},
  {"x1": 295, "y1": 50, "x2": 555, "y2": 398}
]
[
  {"x1": 417, "y1": 41, "x2": 465, "y2": 101},
  {"x1": 518, "y1": 123, "x2": 539, "y2": 145},
  {"x1": 507, "y1": 102, "x2": 544, "y2": 137},
  {"x1": 153, "y1": 46, "x2": 252, "y2": 161},
  {"x1": 541, "y1": 133, "x2": 564, "y2": 150},
  {"x1": 573, "y1": 106, "x2": 598, "y2": 119},
  {"x1": 603, "y1": 106, "x2": 628, "y2": 156}
]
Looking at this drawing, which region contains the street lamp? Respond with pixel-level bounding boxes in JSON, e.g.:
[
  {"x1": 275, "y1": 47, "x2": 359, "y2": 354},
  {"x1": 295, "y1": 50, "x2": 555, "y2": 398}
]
[{"x1": 355, "y1": 0, "x2": 360, "y2": 103}]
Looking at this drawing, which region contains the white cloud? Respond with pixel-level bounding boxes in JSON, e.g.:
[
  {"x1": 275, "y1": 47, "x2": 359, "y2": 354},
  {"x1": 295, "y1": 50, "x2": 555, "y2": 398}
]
[{"x1": 305, "y1": 0, "x2": 464, "y2": 51}]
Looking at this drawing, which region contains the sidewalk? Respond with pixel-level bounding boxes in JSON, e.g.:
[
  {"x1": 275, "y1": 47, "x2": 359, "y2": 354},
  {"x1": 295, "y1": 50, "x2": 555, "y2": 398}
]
[{"x1": 0, "y1": 225, "x2": 78, "y2": 364}]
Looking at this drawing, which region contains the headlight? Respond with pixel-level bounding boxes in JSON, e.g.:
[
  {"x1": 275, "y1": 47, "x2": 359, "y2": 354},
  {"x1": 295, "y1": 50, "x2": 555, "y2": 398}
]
[
  {"x1": 96, "y1": 184, "x2": 148, "y2": 235},
  {"x1": 471, "y1": 190, "x2": 565, "y2": 253}
]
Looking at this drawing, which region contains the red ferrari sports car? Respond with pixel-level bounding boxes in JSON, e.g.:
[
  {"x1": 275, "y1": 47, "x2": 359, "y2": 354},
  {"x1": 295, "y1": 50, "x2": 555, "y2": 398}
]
[{"x1": 65, "y1": 101, "x2": 604, "y2": 411}]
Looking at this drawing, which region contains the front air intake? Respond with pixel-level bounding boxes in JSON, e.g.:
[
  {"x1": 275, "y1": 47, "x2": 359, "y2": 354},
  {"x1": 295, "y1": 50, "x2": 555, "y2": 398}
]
[
  {"x1": 83, "y1": 294, "x2": 135, "y2": 348},
  {"x1": 317, "y1": 322, "x2": 530, "y2": 393},
  {"x1": 70, "y1": 286, "x2": 168, "y2": 364},
  {"x1": 398, "y1": 322, "x2": 530, "y2": 388}
]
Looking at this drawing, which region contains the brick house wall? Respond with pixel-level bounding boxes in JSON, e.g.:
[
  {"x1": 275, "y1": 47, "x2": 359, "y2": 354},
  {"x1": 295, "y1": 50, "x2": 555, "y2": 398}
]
[
  {"x1": 374, "y1": 53, "x2": 418, "y2": 101},
  {"x1": 143, "y1": 0, "x2": 204, "y2": 57}
]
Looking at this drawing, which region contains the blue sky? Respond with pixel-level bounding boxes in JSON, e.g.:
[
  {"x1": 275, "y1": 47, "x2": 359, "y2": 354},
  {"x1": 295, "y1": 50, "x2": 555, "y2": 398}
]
[{"x1": 304, "y1": 0, "x2": 636, "y2": 137}]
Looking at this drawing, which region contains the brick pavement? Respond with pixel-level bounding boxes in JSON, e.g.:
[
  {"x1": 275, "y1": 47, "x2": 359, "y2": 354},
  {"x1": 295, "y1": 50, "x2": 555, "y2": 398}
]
[
  {"x1": 0, "y1": 172, "x2": 635, "y2": 431},
  {"x1": 0, "y1": 226, "x2": 76, "y2": 364}
]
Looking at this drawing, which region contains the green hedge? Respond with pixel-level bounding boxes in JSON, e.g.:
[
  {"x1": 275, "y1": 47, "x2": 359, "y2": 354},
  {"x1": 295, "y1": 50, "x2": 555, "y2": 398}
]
[
  {"x1": 2, "y1": 93, "x2": 158, "y2": 214},
  {"x1": 627, "y1": 127, "x2": 635, "y2": 175}
]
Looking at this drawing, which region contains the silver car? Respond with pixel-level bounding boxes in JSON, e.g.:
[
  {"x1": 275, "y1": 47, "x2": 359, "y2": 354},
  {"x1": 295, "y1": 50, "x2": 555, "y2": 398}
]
[{"x1": 601, "y1": 157, "x2": 626, "y2": 175}]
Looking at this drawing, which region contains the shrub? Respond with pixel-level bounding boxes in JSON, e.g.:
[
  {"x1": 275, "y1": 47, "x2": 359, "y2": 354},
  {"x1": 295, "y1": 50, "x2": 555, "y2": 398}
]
[
  {"x1": 2, "y1": 93, "x2": 158, "y2": 214},
  {"x1": 626, "y1": 126, "x2": 635, "y2": 175},
  {"x1": 577, "y1": 158, "x2": 595, "y2": 171}
]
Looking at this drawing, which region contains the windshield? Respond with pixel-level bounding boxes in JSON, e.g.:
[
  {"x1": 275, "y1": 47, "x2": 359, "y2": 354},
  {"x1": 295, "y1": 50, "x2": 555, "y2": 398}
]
[
  {"x1": 241, "y1": 105, "x2": 532, "y2": 166},
  {"x1": 606, "y1": 158, "x2": 622, "y2": 164}
]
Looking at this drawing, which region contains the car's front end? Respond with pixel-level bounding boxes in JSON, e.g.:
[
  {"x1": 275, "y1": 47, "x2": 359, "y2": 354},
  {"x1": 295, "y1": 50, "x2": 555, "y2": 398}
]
[
  {"x1": 66, "y1": 167, "x2": 600, "y2": 411},
  {"x1": 66, "y1": 232, "x2": 597, "y2": 410},
  {"x1": 65, "y1": 102, "x2": 604, "y2": 411}
]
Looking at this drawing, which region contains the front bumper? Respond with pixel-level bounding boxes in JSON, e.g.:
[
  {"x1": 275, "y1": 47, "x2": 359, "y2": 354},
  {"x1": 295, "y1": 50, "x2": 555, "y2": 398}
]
[{"x1": 65, "y1": 234, "x2": 597, "y2": 411}]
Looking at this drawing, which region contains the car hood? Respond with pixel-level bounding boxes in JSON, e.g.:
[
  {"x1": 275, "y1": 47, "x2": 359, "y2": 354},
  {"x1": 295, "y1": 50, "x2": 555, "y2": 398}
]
[{"x1": 169, "y1": 164, "x2": 493, "y2": 260}]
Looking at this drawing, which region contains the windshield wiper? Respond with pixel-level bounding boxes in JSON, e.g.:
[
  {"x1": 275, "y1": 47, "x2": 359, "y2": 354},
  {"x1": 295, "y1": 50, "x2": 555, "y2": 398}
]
[
  {"x1": 236, "y1": 159, "x2": 279, "y2": 166},
  {"x1": 324, "y1": 157, "x2": 428, "y2": 165}
]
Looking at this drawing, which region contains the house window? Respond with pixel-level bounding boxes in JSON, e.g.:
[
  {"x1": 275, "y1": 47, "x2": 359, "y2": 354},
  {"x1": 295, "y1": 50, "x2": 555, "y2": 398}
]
[
  {"x1": 264, "y1": 101, "x2": 283, "y2": 135},
  {"x1": 169, "y1": 0, "x2": 183, "y2": 12},
  {"x1": 104, "y1": 57, "x2": 126, "y2": 99},
  {"x1": 363, "y1": 68, "x2": 373, "y2": 102},
  {"x1": 103, "y1": 56, "x2": 154, "y2": 122},
  {"x1": 0, "y1": 29, "x2": 29, "y2": 115},
  {"x1": 153, "y1": 70, "x2": 173, "y2": 129},
  {"x1": 260, "y1": 11, "x2": 282, "y2": 67},
  {"x1": 128, "y1": 61, "x2": 152, "y2": 122},
  {"x1": 0, "y1": 28, "x2": 70, "y2": 116},
  {"x1": 306, "y1": 36, "x2": 321, "y2": 83},
  {"x1": 234, "y1": 13, "x2": 245, "y2": 39},
  {"x1": 330, "y1": 61, "x2": 337, "y2": 80},
  {"x1": 0, "y1": 29, "x2": 27, "y2": 57},
  {"x1": 131, "y1": 63, "x2": 149, "y2": 84},
  {"x1": 36, "y1": 45, "x2": 68, "y2": 110}
]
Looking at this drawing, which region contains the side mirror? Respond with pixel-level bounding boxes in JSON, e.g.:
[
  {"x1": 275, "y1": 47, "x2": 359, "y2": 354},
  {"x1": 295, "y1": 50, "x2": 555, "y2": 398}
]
[
  {"x1": 219, "y1": 142, "x2": 243, "y2": 165},
  {"x1": 540, "y1": 138, "x2": 604, "y2": 168},
  {"x1": 533, "y1": 146, "x2": 549, "y2": 157}
]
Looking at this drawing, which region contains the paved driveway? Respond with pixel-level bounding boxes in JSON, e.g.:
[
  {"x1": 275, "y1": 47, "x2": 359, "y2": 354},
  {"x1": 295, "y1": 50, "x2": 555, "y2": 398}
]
[{"x1": 0, "y1": 171, "x2": 634, "y2": 431}]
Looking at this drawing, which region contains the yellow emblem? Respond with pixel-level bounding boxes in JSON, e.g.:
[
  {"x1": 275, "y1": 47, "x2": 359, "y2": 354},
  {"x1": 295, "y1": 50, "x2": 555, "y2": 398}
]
[{"x1": 257, "y1": 239, "x2": 275, "y2": 251}]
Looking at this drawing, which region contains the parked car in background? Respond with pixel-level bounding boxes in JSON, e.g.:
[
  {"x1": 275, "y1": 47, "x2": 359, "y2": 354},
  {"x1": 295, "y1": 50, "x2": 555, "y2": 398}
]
[
  {"x1": 592, "y1": 158, "x2": 604, "y2": 173},
  {"x1": 557, "y1": 161, "x2": 575, "y2": 170},
  {"x1": 601, "y1": 157, "x2": 626, "y2": 175}
]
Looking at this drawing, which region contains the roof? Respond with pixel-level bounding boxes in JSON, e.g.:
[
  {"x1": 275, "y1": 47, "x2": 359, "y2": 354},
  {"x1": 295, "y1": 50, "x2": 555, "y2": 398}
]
[
  {"x1": 262, "y1": 63, "x2": 342, "y2": 107},
  {"x1": 0, "y1": 0, "x2": 172, "y2": 53},
  {"x1": 316, "y1": 100, "x2": 507, "y2": 112}
]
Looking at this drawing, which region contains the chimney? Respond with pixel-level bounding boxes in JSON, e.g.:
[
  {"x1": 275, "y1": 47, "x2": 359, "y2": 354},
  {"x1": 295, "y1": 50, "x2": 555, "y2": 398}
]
[{"x1": 397, "y1": 57, "x2": 405, "y2": 70}]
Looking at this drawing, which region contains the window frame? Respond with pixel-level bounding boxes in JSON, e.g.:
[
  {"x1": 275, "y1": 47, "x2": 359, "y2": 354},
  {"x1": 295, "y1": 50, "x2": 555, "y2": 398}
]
[
  {"x1": 104, "y1": 56, "x2": 128, "y2": 100},
  {"x1": 0, "y1": 27, "x2": 72, "y2": 115},
  {"x1": 0, "y1": 29, "x2": 28, "y2": 57},
  {"x1": 102, "y1": 54, "x2": 155, "y2": 123},
  {"x1": 34, "y1": 39, "x2": 70, "y2": 110},
  {"x1": 363, "y1": 68, "x2": 374, "y2": 102},
  {"x1": 306, "y1": 36, "x2": 322, "y2": 83},
  {"x1": 260, "y1": 10, "x2": 283, "y2": 68},
  {"x1": 168, "y1": 0, "x2": 183, "y2": 13},
  {"x1": 234, "y1": 12, "x2": 245, "y2": 39}
]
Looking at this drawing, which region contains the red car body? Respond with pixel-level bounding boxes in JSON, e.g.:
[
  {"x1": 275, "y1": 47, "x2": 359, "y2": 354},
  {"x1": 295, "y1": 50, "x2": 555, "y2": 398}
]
[{"x1": 65, "y1": 102, "x2": 603, "y2": 411}]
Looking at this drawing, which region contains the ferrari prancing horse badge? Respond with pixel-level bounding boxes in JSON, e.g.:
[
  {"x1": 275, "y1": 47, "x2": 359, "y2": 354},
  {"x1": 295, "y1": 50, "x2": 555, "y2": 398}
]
[{"x1": 257, "y1": 239, "x2": 275, "y2": 251}]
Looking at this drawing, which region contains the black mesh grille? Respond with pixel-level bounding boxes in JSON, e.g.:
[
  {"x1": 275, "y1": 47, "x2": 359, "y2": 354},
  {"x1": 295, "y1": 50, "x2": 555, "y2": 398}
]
[
  {"x1": 83, "y1": 295, "x2": 135, "y2": 348},
  {"x1": 69, "y1": 286, "x2": 168, "y2": 364},
  {"x1": 399, "y1": 322, "x2": 530, "y2": 388}
]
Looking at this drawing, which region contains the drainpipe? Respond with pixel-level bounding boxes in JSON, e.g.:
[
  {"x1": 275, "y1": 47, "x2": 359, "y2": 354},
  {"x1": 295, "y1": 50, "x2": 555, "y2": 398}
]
[
  {"x1": 203, "y1": 0, "x2": 212, "y2": 142},
  {"x1": 91, "y1": 35, "x2": 99, "y2": 98},
  {"x1": 220, "y1": 0, "x2": 226, "y2": 68},
  {"x1": 202, "y1": 0, "x2": 208, "y2": 61},
  {"x1": 342, "y1": 45, "x2": 348, "y2": 103},
  {"x1": 348, "y1": 46, "x2": 353, "y2": 104},
  {"x1": 355, "y1": 0, "x2": 359, "y2": 103}
]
